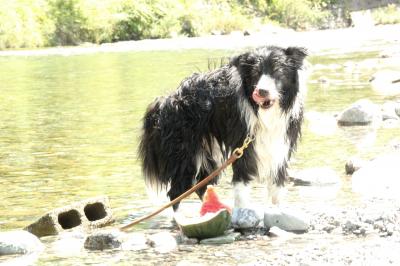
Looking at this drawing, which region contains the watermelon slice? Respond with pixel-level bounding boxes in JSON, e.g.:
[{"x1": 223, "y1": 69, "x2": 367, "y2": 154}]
[
  {"x1": 200, "y1": 185, "x2": 231, "y2": 216},
  {"x1": 175, "y1": 209, "x2": 231, "y2": 239}
]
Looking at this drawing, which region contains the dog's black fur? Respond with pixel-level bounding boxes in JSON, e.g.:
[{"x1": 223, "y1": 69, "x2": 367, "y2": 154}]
[{"x1": 139, "y1": 45, "x2": 307, "y2": 210}]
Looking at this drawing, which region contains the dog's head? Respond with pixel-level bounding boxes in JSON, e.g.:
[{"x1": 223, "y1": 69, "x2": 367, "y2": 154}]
[{"x1": 230, "y1": 46, "x2": 308, "y2": 113}]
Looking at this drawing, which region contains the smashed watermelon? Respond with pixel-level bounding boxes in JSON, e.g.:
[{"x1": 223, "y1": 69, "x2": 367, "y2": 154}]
[
  {"x1": 174, "y1": 185, "x2": 232, "y2": 239},
  {"x1": 200, "y1": 185, "x2": 232, "y2": 216}
]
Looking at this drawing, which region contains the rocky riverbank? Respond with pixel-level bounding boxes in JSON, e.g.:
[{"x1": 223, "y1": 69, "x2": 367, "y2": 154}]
[{"x1": 0, "y1": 24, "x2": 399, "y2": 57}]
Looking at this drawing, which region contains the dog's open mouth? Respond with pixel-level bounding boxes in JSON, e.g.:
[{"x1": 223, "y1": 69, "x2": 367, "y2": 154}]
[{"x1": 252, "y1": 91, "x2": 275, "y2": 109}]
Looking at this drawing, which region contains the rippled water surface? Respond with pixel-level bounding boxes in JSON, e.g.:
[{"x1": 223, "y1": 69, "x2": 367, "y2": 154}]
[{"x1": 0, "y1": 44, "x2": 399, "y2": 264}]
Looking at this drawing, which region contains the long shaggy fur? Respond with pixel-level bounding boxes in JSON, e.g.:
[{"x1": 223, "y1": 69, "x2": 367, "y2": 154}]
[{"x1": 139, "y1": 45, "x2": 308, "y2": 210}]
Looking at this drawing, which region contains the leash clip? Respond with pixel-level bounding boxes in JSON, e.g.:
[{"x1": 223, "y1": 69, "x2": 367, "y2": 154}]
[{"x1": 233, "y1": 135, "x2": 254, "y2": 158}]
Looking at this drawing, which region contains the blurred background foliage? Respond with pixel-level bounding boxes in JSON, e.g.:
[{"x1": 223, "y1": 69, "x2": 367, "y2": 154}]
[{"x1": 0, "y1": 0, "x2": 399, "y2": 49}]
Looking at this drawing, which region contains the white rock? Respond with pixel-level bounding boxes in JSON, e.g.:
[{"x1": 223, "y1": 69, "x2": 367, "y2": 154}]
[
  {"x1": 292, "y1": 167, "x2": 340, "y2": 186},
  {"x1": 382, "y1": 101, "x2": 400, "y2": 120},
  {"x1": 337, "y1": 99, "x2": 381, "y2": 126},
  {"x1": 51, "y1": 231, "x2": 85, "y2": 256},
  {"x1": 121, "y1": 232, "x2": 148, "y2": 251},
  {"x1": 0, "y1": 230, "x2": 43, "y2": 255},
  {"x1": 147, "y1": 232, "x2": 177, "y2": 253},
  {"x1": 370, "y1": 70, "x2": 400, "y2": 96},
  {"x1": 231, "y1": 208, "x2": 262, "y2": 229},
  {"x1": 395, "y1": 101, "x2": 400, "y2": 117},
  {"x1": 306, "y1": 111, "x2": 337, "y2": 136},
  {"x1": 352, "y1": 152, "x2": 400, "y2": 199},
  {"x1": 264, "y1": 207, "x2": 310, "y2": 232},
  {"x1": 268, "y1": 226, "x2": 296, "y2": 238}
]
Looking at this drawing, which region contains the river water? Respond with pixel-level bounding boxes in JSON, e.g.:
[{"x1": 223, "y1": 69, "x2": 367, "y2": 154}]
[{"x1": 0, "y1": 38, "x2": 399, "y2": 265}]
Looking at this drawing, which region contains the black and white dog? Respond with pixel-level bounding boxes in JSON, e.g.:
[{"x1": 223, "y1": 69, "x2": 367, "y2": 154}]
[{"x1": 139, "y1": 45, "x2": 307, "y2": 211}]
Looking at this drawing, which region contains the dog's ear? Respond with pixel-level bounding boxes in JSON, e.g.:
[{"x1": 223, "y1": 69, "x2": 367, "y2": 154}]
[
  {"x1": 230, "y1": 52, "x2": 258, "y2": 70},
  {"x1": 230, "y1": 53, "x2": 247, "y2": 68},
  {"x1": 285, "y1": 47, "x2": 308, "y2": 69}
]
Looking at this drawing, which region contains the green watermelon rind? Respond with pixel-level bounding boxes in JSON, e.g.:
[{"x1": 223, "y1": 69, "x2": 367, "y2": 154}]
[{"x1": 175, "y1": 209, "x2": 231, "y2": 239}]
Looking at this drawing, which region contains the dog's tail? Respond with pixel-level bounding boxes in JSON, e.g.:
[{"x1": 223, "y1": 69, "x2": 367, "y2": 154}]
[
  {"x1": 138, "y1": 97, "x2": 175, "y2": 211},
  {"x1": 138, "y1": 98, "x2": 164, "y2": 188}
]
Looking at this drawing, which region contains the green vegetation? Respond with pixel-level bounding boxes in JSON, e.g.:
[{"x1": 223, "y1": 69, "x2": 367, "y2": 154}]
[
  {"x1": 372, "y1": 4, "x2": 400, "y2": 25},
  {"x1": 0, "y1": 0, "x2": 398, "y2": 50}
]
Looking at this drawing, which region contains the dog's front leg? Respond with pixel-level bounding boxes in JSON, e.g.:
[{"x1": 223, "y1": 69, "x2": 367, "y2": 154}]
[{"x1": 233, "y1": 181, "x2": 251, "y2": 208}]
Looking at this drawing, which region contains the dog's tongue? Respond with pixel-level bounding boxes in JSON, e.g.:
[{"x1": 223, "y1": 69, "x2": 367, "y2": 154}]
[{"x1": 252, "y1": 90, "x2": 266, "y2": 104}]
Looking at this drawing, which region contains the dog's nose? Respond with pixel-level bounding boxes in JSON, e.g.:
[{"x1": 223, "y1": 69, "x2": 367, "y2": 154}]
[{"x1": 257, "y1": 88, "x2": 269, "y2": 97}]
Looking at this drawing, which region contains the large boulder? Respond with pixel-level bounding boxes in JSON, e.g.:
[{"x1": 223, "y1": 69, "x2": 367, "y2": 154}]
[
  {"x1": 352, "y1": 152, "x2": 400, "y2": 199},
  {"x1": 0, "y1": 230, "x2": 43, "y2": 255},
  {"x1": 337, "y1": 99, "x2": 381, "y2": 126}
]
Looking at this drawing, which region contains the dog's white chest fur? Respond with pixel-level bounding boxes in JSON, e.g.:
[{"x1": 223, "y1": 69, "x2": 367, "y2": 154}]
[{"x1": 254, "y1": 104, "x2": 289, "y2": 182}]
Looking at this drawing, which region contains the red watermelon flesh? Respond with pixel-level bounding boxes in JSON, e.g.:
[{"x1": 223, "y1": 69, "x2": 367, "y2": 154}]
[{"x1": 200, "y1": 185, "x2": 232, "y2": 216}]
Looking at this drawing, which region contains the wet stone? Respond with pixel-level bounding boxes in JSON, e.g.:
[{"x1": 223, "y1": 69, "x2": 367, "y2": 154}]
[
  {"x1": 175, "y1": 232, "x2": 198, "y2": 245},
  {"x1": 84, "y1": 230, "x2": 125, "y2": 250},
  {"x1": 231, "y1": 208, "x2": 262, "y2": 229},
  {"x1": 199, "y1": 233, "x2": 237, "y2": 245},
  {"x1": 345, "y1": 157, "x2": 366, "y2": 175},
  {"x1": 147, "y1": 232, "x2": 177, "y2": 253},
  {"x1": 337, "y1": 99, "x2": 381, "y2": 126},
  {"x1": 0, "y1": 230, "x2": 44, "y2": 255},
  {"x1": 264, "y1": 207, "x2": 310, "y2": 233}
]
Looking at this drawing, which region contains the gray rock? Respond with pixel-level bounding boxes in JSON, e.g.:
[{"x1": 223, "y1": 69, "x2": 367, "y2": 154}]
[
  {"x1": 264, "y1": 207, "x2": 310, "y2": 233},
  {"x1": 175, "y1": 232, "x2": 198, "y2": 245},
  {"x1": 337, "y1": 99, "x2": 381, "y2": 126},
  {"x1": 147, "y1": 232, "x2": 177, "y2": 253},
  {"x1": 352, "y1": 152, "x2": 400, "y2": 199},
  {"x1": 199, "y1": 233, "x2": 236, "y2": 245},
  {"x1": 84, "y1": 229, "x2": 125, "y2": 250},
  {"x1": 0, "y1": 230, "x2": 43, "y2": 255},
  {"x1": 291, "y1": 167, "x2": 340, "y2": 186},
  {"x1": 345, "y1": 157, "x2": 366, "y2": 175},
  {"x1": 25, "y1": 196, "x2": 114, "y2": 237},
  {"x1": 231, "y1": 208, "x2": 262, "y2": 229}
]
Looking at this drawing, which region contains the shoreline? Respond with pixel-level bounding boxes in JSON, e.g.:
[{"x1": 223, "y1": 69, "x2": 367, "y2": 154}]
[{"x1": 1, "y1": 24, "x2": 399, "y2": 57}]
